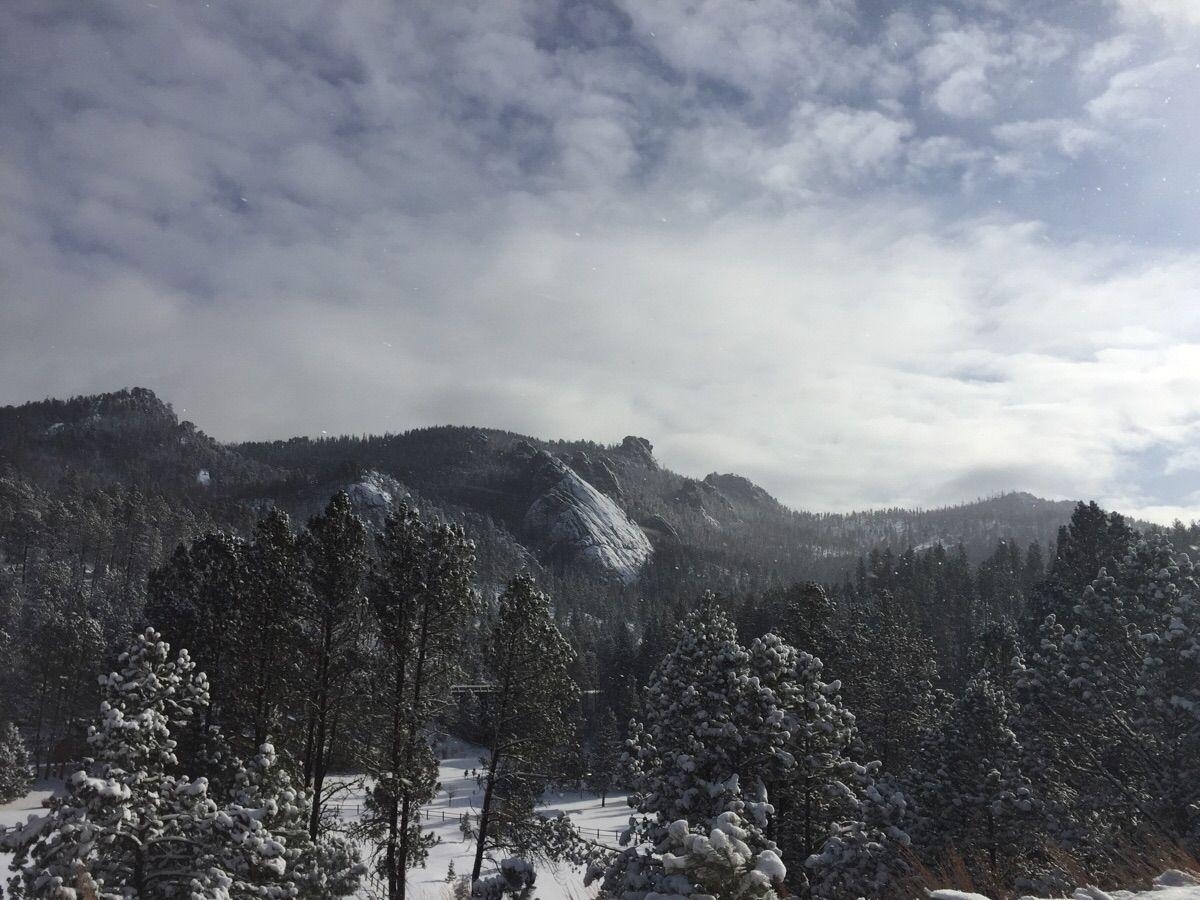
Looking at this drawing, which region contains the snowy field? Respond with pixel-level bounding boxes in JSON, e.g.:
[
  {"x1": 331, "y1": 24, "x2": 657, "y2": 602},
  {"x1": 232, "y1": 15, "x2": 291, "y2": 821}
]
[
  {"x1": 0, "y1": 739, "x2": 626, "y2": 900},
  {"x1": 334, "y1": 737, "x2": 627, "y2": 899}
]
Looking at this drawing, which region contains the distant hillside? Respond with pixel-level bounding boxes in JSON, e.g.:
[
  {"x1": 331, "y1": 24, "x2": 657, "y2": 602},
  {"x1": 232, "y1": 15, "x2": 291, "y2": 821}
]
[
  {"x1": 0, "y1": 387, "x2": 281, "y2": 492},
  {"x1": 233, "y1": 426, "x2": 1080, "y2": 579},
  {"x1": 0, "y1": 388, "x2": 1080, "y2": 591}
]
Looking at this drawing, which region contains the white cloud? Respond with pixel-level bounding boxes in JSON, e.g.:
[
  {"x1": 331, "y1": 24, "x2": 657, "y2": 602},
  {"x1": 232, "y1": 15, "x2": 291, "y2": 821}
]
[
  {"x1": 1117, "y1": 0, "x2": 1200, "y2": 31},
  {"x1": 1086, "y1": 57, "x2": 1191, "y2": 127}
]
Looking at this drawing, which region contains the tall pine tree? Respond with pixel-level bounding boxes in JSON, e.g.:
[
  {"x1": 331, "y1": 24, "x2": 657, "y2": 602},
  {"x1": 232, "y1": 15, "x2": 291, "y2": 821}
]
[{"x1": 470, "y1": 575, "x2": 579, "y2": 883}]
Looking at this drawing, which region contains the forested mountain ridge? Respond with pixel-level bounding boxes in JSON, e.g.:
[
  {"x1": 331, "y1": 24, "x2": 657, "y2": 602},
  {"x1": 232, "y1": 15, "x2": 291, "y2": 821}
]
[
  {"x1": 7, "y1": 388, "x2": 1200, "y2": 899},
  {"x1": 0, "y1": 387, "x2": 1080, "y2": 590}
]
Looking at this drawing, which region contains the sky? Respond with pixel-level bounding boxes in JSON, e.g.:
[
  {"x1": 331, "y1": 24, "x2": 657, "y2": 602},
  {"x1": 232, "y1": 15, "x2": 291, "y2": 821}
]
[{"x1": 3, "y1": 0, "x2": 1200, "y2": 521}]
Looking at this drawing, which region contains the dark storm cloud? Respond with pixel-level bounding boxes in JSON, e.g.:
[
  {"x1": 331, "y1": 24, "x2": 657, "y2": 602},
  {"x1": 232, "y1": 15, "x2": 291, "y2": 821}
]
[{"x1": 4, "y1": 0, "x2": 1200, "y2": 520}]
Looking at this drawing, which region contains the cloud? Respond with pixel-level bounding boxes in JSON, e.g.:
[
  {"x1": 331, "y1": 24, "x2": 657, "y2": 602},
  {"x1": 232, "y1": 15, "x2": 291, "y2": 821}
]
[
  {"x1": 1117, "y1": 0, "x2": 1200, "y2": 32},
  {"x1": 4, "y1": 0, "x2": 1200, "y2": 522}
]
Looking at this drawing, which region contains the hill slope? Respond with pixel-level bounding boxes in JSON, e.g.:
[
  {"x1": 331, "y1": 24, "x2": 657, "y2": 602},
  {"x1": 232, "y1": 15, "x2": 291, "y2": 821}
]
[{"x1": 0, "y1": 388, "x2": 1079, "y2": 589}]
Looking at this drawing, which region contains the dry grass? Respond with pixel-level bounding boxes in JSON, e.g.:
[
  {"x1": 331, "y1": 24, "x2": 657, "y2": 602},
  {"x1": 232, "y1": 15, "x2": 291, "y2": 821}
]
[
  {"x1": 902, "y1": 837, "x2": 1200, "y2": 899},
  {"x1": 1044, "y1": 836, "x2": 1200, "y2": 895},
  {"x1": 902, "y1": 846, "x2": 997, "y2": 898}
]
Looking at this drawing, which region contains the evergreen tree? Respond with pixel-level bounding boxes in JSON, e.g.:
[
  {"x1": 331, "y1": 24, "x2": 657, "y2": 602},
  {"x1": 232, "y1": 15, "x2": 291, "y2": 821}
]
[
  {"x1": 1052, "y1": 502, "x2": 1135, "y2": 592},
  {"x1": 753, "y1": 637, "x2": 859, "y2": 887},
  {"x1": 300, "y1": 493, "x2": 368, "y2": 840},
  {"x1": 470, "y1": 575, "x2": 580, "y2": 884},
  {"x1": 0, "y1": 721, "x2": 32, "y2": 803},
  {"x1": 222, "y1": 741, "x2": 363, "y2": 898},
  {"x1": 240, "y1": 509, "x2": 308, "y2": 753},
  {"x1": 639, "y1": 814, "x2": 786, "y2": 900},
  {"x1": 1013, "y1": 533, "x2": 1200, "y2": 863},
  {"x1": 587, "y1": 709, "x2": 622, "y2": 808},
  {"x1": 2, "y1": 629, "x2": 361, "y2": 899},
  {"x1": 805, "y1": 769, "x2": 912, "y2": 900},
  {"x1": 145, "y1": 531, "x2": 247, "y2": 731},
  {"x1": 598, "y1": 597, "x2": 794, "y2": 899},
  {"x1": 839, "y1": 592, "x2": 937, "y2": 772},
  {"x1": 361, "y1": 504, "x2": 477, "y2": 900},
  {"x1": 777, "y1": 582, "x2": 837, "y2": 663},
  {"x1": 906, "y1": 677, "x2": 1037, "y2": 883}
]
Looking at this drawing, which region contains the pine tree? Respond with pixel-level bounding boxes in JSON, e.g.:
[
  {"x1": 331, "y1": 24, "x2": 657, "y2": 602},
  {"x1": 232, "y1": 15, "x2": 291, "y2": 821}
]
[
  {"x1": 805, "y1": 768, "x2": 911, "y2": 900},
  {"x1": 651, "y1": 814, "x2": 786, "y2": 899},
  {"x1": 300, "y1": 492, "x2": 368, "y2": 840},
  {"x1": 2, "y1": 628, "x2": 220, "y2": 897},
  {"x1": 587, "y1": 709, "x2": 622, "y2": 807},
  {"x1": 220, "y1": 741, "x2": 363, "y2": 898},
  {"x1": 470, "y1": 575, "x2": 580, "y2": 884},
  {"x1": 145, "y1": 530, "x2": 247, "y2": 732},
  {"x1": 906, "y1": 677, "x2": 1037, "y2": 882},
  {"x1": 752, "y1": 636, "x2": 859, "y2": 886},
  {"x1": 596, "y1": 596, "x2": 793, "y2": 899},
  {"x1": 240, "y1": 509, "x2": 308, "y2": 753},
  {"x1": 0, "y1": 721, "x2": 33, "y2": 803},
  {"x1": 1013, "y1": 533, "x2": 1200, "y2": 862},
  {"x1": 1, "y1": 629, "x2": 362, "y2": 899},
  {"x1": 362, "y1": 503, "x2": 477, "y2": 900},
  {"x1": 840, "y1": 591, "x2": 937, "y2": 772},
  {"x1": 776, "y1": 582, "x2": 837, "y2": 663}
]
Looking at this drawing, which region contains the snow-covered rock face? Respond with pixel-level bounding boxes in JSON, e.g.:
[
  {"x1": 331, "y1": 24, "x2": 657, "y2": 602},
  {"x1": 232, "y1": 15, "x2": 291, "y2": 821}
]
[
  {"x1": 523, "y1": 452, "x2": 652, "y2": 583},
  {"x1": 344, "y1": 471, "x2": 408, "y2": 526}
]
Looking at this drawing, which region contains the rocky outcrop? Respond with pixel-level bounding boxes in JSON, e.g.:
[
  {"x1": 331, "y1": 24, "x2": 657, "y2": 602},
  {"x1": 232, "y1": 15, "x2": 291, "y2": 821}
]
[
  {"x1": 617, "y1": 435, "x2": 657, "y2": 470},
  {"x1": 674, "y1": 479, "x2": 734, "y2": 514},
  {"x1": 570, "y1": 450, "x2": 623, "y2": 499},
  {"x1": 524, "y1": 451, "x2": 652, "y2": 583},
  {"x1": 344, "y1": 471, "x2": 409, "y2": 527},
  {"x1": 704, "y1": 473, "x2": 777, "y2": 509},
  {"x1": 640, "y1": 513, "x2": 680, "y2": 544}
]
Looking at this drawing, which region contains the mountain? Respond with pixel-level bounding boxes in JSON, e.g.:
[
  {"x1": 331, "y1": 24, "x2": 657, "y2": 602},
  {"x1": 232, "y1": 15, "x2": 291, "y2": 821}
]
[{"x1": 0, "y1": 388, "x2": 1081, "y2": 590}]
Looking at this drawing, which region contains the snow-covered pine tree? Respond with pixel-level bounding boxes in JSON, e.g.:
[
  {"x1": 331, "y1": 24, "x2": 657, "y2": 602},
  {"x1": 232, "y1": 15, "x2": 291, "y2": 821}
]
[
  {"x1": 626, "y1": 595, "x2": 791, "y2": 828},
  {"x1": 1013, "y1": 532, "x2": 1200, "y2": 861},
  {"x1": 3, "y1": 627, "x2": 222, "y2": 897},
  {"x1": 805, "y1": 766, "x2": 912, "y2": 900},
  {"x1": 587, "y1": 708, "x2": 622, "y2": 808},
  {"x1": 1, "y1": 628, "x2": 362, "y2": 899},
  {"x1": 654, "y1": 814, "x2": 786, "y2": 900},
  {"x1": 362, "y1": 503, "x2": 478, "y2": 900},
  {"x1": 470, "y1": 575, "x2": 580, "y2": 884},
  {"x1": 906, "y1": 677, "x2": 1037, "y2": 884},
  {"x1": 593, "y1": 596, "x2": 793, "y2": 899},
  {"x1": 0, "y1": 721, "x2": 32, "y2": 803},
  {"x1": 1141, "y1": 542, "x2": 1200, "y2": 841},
  {"x1": 219, "y1": 741, "x2": 363, "y2": 898},
  {"x1": 750, "y1": 635, "x2": 860, "y2": 889}
]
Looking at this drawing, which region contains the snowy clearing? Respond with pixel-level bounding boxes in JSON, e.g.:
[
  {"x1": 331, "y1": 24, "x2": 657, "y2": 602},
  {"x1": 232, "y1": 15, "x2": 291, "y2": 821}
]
[
  {"x1": 336, "y1": 737, "x2": 626, "y2": 899},
  {"x1": 0, "y1": 739, "x2": 626, "y2": 900}
]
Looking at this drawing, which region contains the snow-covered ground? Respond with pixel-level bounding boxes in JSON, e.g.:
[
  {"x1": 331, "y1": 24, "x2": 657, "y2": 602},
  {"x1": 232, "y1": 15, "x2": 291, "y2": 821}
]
[
  {"x1": 931, "y1": 869, "x2": 1200, "y2": 900},
  {"x1": 0, "y1": 739, "x2": 625, "y2": 900},
  {"x1": 335, "y1": 736, "x2": 627, "y2": 899},
  {"x1": 0, "y1": 779, "x2": 58, "y2": 881}
]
